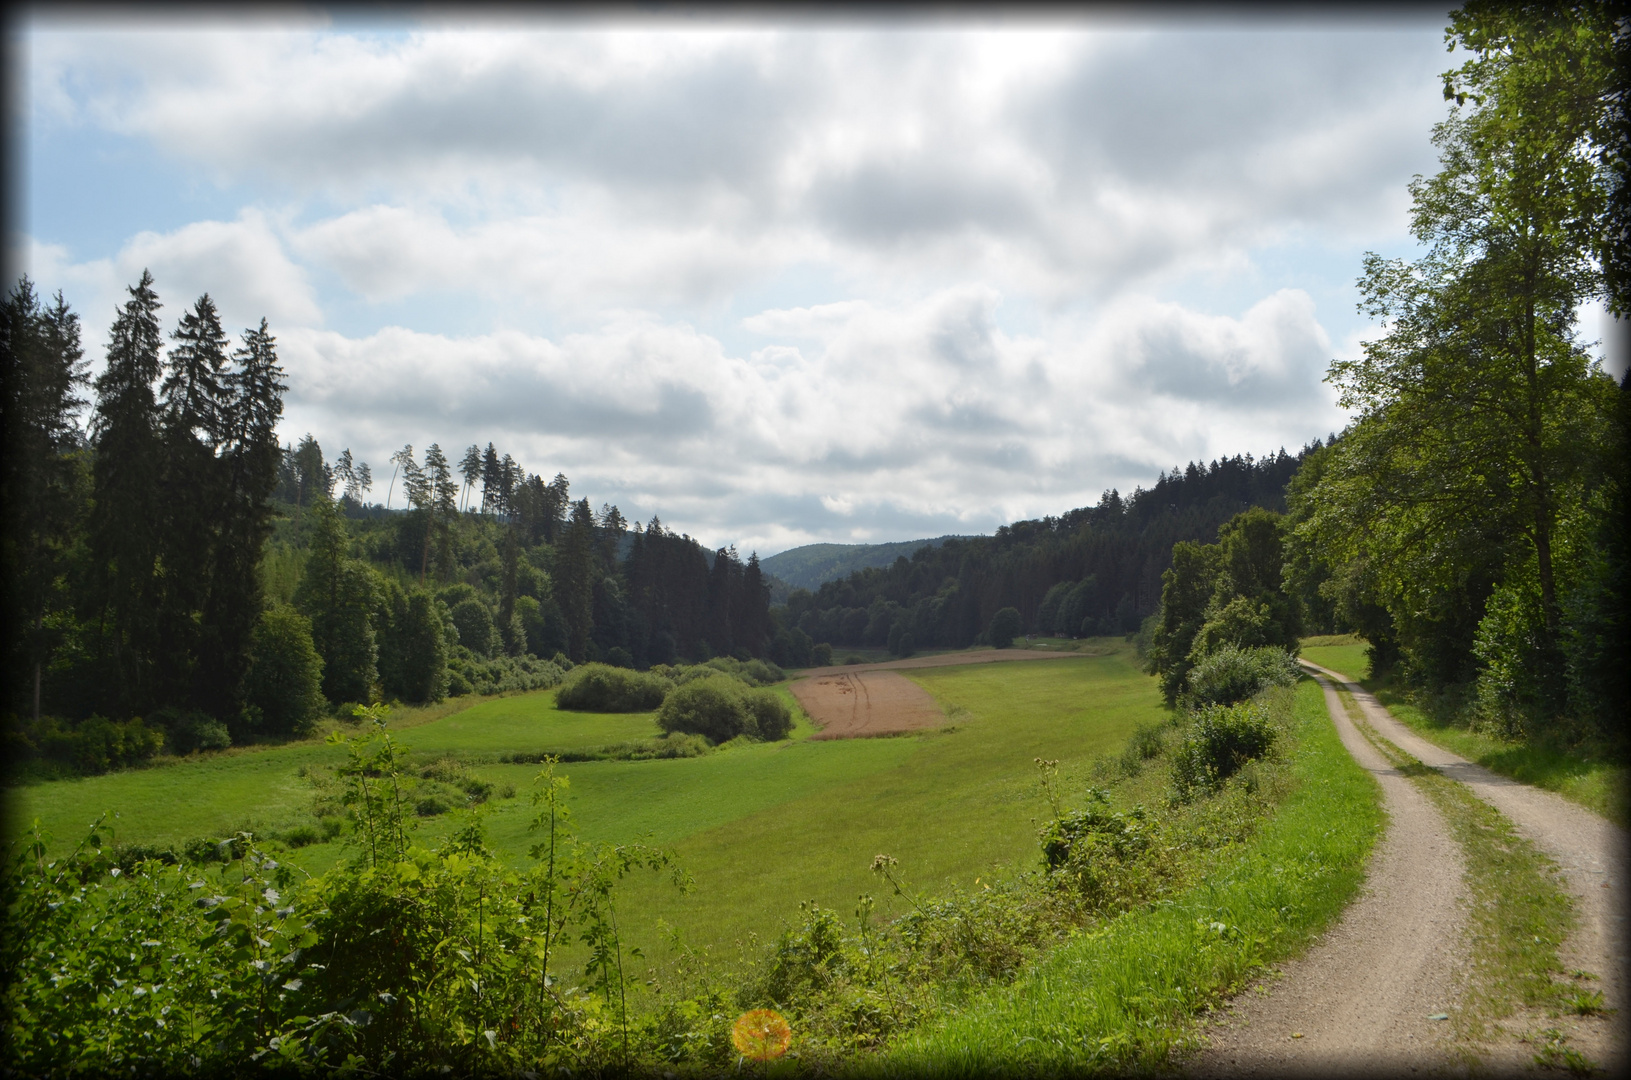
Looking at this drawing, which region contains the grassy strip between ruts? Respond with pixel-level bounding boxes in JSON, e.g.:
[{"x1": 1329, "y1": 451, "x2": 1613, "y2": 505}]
[
  {"x1": 1298, "y1": 636, "x2": 1625, "y2": 829},
  {"x1": 1335, "y1": 689, "x2": 1601, "y2": 1073},
  {"x1": 874, "y1": 677, "x2": 1382, "y2": 1077},
  {"x1": 1359, "y1": 682, "x2": 1627, "y2": 830}
]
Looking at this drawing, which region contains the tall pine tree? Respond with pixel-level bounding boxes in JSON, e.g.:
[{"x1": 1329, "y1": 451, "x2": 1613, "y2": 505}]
[
  {"x1": 2, "y1": 278, "x2": 89, "y2": 721},
  {"x1": 87, "y1": 271, "x2": 166, "y2": 716}
]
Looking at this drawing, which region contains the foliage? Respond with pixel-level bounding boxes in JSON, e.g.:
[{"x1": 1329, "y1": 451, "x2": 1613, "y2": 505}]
[
  {"x1": 655, "y1": 674, "x2": 791, "y2": 743},
  {"x1": 0, "y1": 710, "x2": 686, "y2": 1076},
  {"x1": 1185, "y1": 644, "x2": 1299, "y2": 707},
  {"x1": 1292, "y1": 2, "x2": 1623, "y2": 736},
  {"x1": 244, "y1": 605, "x2": 326, "y2": 737},
  {"x1": 449, "y1": 597, "x2": 496, "y2": 659},
  {"x1": 1148, "y1": 507, "x2": 1299, "y2": 704},
  {"x1": 986, "y1": 606, "x2": 1022, "y2": 648},
  {"x1": 2, "y1": 713, "x2": 166, "y2": 780},
  {"x1": 295, "y1": 497, "x2": 379, "y2": 706},
  {"x1": 156, "y1": 707, "x2": 233, "y2": 755},
  {"x1": 556, "y1": 662, "x2": 672, "y2": 712},
  {"x1": 1172, "y1": 702, "x2": 1279, "y2": 801},
  {"x1": 444, "y1": 653, "x2": 565, "y2": 699}
]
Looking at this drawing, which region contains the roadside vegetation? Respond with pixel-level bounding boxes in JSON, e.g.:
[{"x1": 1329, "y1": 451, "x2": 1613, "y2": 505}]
[{"x1": 3, "y1": 651, "x2": 1379, "y2": 1074}]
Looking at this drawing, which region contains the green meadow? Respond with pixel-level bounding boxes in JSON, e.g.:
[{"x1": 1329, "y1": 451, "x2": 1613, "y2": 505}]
[
  {"x1": 7, "y1": 648, "x2": 1161, "y2": 966},
  {"x1": 1298, "y1": 634, "x2": 1371, "y2": 683}
]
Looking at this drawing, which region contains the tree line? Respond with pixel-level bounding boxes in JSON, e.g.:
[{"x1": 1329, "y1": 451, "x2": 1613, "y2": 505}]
[
  {"x1": 776, "y1": 447, "x2": 1316, "y2": 659},
  {"x1": 1149, "y1": 3, "x2": 1627, "y2": 743},
  {"x1": 1, "y1": 274, "x2": 773, "y2": 775}
]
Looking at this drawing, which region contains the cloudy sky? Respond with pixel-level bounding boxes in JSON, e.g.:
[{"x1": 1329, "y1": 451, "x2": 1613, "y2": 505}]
[{"x1": 15, "y1": 7, "x2": 1570, "y2": 556}]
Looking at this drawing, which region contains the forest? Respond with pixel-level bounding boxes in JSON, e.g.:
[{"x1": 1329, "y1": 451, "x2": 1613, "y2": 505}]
[
  {"x1": 1, "y1": 277, "x2": 772, "y2": 776},
  {"x1": 781, "y1": 447, "x2": 1317, "y2": 656}
]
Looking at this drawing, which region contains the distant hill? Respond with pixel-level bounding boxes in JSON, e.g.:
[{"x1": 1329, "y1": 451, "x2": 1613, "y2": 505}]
[{"x1": 760, "y1": 536, "x2": 974, "y2": 592}]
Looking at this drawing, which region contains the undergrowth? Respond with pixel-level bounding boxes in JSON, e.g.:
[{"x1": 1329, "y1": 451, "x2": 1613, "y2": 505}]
[{"x1": 2, "y1": 682, "x2": 1383, "y2": 1075}]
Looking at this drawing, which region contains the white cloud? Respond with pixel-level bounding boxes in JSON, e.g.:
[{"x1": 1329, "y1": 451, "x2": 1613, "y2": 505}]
[
  {"x1": 25, "y1": 211, "x2": 319, "y2": 345},
  {"x1": 27, "y1": 21, "x2": 1446, "y2": 310},
  {"x1": 19, "y1": 14, "x2": 1450, "y2": 550},
  {"x1": 264, "y1": 286, "x2": 1342, "y2": 555}
]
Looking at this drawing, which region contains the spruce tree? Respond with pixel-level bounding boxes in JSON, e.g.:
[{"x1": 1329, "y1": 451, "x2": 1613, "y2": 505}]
[
  {"x1": 480, "y1": 443, "x2": 501, "y2": 514},
  {"x1": 154, "y1": 294, "x2": 233, "y2": 708},
  {"x1": 2, "y1": 279, "x2": 89, "y2": 721},
  {"x1": 87, "y1": 271, "x2": 167, "y2": 716},
  {"x1": 199, "y1": 319, "x2": 286, "y2": 722},
  {"x1": 557, "y1": 499, "x2": 597, "y2": 660}
]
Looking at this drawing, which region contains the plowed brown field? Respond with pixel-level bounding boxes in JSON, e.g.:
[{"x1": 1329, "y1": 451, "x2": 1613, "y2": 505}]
[{"x1": 790, "y1": 670, "x2": 947, "y2": 740}]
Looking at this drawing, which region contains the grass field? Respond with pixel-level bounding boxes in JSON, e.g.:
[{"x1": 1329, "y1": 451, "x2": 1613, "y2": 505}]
[
  {"x1": 1299, "y1": 634, "x2": 1371, "y2": 683},
  {"x1": 6, "y1": 648, "x2": 1163, "y2": 974}
]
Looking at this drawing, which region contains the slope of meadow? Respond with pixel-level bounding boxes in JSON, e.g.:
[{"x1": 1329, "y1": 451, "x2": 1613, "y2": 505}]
[{"x1": 7, "y1": 648, "x2": 1158, "y2": 968}]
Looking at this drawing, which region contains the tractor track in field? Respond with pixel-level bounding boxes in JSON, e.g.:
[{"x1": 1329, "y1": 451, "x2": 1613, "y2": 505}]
[{"x1": 1189, "y1": 664, "x2": 1627, "y2": 1076}]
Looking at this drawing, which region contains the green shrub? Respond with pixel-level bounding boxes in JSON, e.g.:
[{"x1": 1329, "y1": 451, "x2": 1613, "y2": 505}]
[
  {"x1": 654, "y1": 676, "x2": 794, "y2": 743},
  {"x1": 445, "y1": 653, "x2": 566, "y2": 698},
  {"x1": 657, "y1": 675, "x2": 750, "y2": 742},
  {"x1": 1185, "y1": 644, "x2": 1299, "y2": 707},
  {"x1": 1173, "y1": 702, "x2": 1279, "y2": 800},
  {"x1": 556, "y1": 663, "x2": 671, "y2": 712},
  {"x1": 812, "y1": 643, "x2": 834, "y2": 666},
  {"x1": 744, "y1": 687, "x2": 794, "y2": 740},
  {"x1": 245, "y1": 606, "x2": 327, "y2": 736},
  {"x1": 449, "y1": 598, "x2": 495, "y2": 658},
  {"x1": 988, "y1": 606, "x2": 1023, "y2": 648}
]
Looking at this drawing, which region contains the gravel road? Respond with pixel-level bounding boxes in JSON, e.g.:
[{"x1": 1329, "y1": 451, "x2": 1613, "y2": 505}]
[
  {"x1": 1305, "y1": 661, "x2": 1627, "y2": 1072},
  {"x1": 1190, "y1": 674, "x2": 1469, "y2": 1076},
  {"x1": 1190, "y1": 664, "x2": 1627, "y2": 1075}
]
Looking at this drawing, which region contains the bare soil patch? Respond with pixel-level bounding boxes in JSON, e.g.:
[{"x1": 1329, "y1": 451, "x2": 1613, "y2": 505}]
[
  {"x1": 790, "y1": 670, "x2": 947, "y2": 740},
  {"x1": 796, "y1": 647, "x2": 1097, "y2": 680}
]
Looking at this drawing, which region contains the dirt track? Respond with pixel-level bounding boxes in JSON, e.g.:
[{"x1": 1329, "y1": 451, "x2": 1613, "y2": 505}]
[
  {"x1": 1306, "y1": 661, "x2": 1627, "y2": 1071},
  {"x1": 1191, "y1": 664, "x2": 1628, "y2": 1074},
  {"x1": 1191, "y1": 674, "x2": 1468, "y2": 1075}
]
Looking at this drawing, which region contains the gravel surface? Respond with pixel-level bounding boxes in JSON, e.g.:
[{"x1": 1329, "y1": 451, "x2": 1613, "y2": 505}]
[
  {"x1": 1189, "y1": 675, "x2": 1469, "y2": 1076},
  {"x1": 1303, "y1": 661, "x2": 1628, "y2": 1072}
]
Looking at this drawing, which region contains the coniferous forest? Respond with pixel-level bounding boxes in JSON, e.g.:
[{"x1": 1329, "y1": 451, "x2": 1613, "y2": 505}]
[{"x1": 1, "y1": 272, "x2": 774, "y2": 777}]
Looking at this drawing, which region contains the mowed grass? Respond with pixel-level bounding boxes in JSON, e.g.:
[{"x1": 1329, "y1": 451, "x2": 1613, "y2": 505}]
[
  {"x1": 399, "y1": 694, "x2": 660, "y2": 756},
  {"x1": 6, "y1": 650, "x2": 1165, "y2": 979},
  {"x1": 606, "y1": 651, "x2": 1159, "y2": 969},
  {"x1": 4, "y1": 689, "x2": 662, "y2": 853},
  {"x1": 882, "y1": 676, "x2": 1383, "y2": 1075}
]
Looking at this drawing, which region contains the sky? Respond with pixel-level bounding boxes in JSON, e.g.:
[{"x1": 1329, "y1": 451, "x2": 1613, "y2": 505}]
[{"x1": 15, "y1": 6, "x2": 1612, "y2": 557}]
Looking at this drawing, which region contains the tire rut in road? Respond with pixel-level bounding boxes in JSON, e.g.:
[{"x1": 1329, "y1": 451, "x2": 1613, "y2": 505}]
[
  {"x1": 1189, "y1": 675, "x2": 1469, "y2": 1076},
  {"x1": 1302, "y1": 662, "x2": 1627, "y2": 1072}
]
